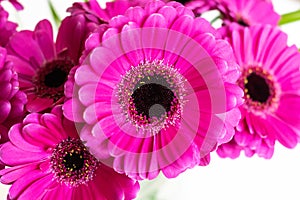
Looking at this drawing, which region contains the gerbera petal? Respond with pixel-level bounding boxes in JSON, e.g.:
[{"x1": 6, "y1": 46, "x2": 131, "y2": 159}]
[
  {"x1": 0, "y1": 100, "x2": 10, "y2": 123},
  {"x1": 0, "y1": 142, "x2": 47, "y2": 165},
  {"x1": 267, "y1": 115, "x2": 298, "y2": 148},
  {"x1": 26, "y1": 97, "x2": 54, "y2": 113},
  {"x1": 276, "y1": 94, "x2": 300, "y2": 128},
  {"x1": 42, "y1": 184, "x2": 72, "y2": 200},
  {"x1": 74, "y1": 64, "x2": 99, "y2": 86},
  {"x1": 8, "y1": 170, "x2": 49, "y2": 199},
  {"x1": 7, "y1": 55, "x2": 35, "y2": 76},
  {"x1": 125, "y1": 6, "x2": 146, "y2": 26},
  {"x1": 7, "y1": 31, "x2": 45, "y2": 65},
  {"x1": 0, "y1": 162, "x2": 40, "y2": 184},
  {"x1": 8, "y1": 124, "x2": 42, "y2": 152},
  {"x1": 15, "y1": 173, "x2": 55, "y2": 200},
  {"x1": 63, "y1": 98, "x2": 85, "y2": 122}
]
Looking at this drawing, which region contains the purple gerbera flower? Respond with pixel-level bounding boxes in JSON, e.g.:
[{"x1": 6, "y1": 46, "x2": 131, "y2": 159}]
[
  {"x1": 64, "y1": 1, "x2": 243, "y2": 180},
  {"x1": 0, "y1": 47, "x2": 26, "y2": 145},
  {"x1": 0, "y1": 106, "x2": 139, "y2": 200},
  {"x1": 6, "y1": 19, "x2": 88, "y2": 113}
]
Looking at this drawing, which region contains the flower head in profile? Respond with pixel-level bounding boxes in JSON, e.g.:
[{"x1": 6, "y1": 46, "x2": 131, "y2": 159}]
[
  {"x1": 176, "y1": 0, "x2": 279, "y2": 27},
  {"x1": 219, "y1": 0, "x2": 280, "y2": 27},
  {"x1": 0, "y1": 47, "x2": 26, "y2": 146},
  {"x1": 0, "y1": 6, "x2": 17, "y2": 47},
  {"x1": 6, "y1": 19, "x2": 87, "y2": 113},
  {"x1": 217, "y1": 25, "x2": 300, "y2": 159},
  {"x1": 64, "y1": 1, "x2": 243, "y2": 180},
  {"x1": 0, "y1": 106, "x2": 139, "y2": 200}
]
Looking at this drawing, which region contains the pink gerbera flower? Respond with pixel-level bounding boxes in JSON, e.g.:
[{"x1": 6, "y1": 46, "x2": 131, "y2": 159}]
[
  {"x1": 6, "y1": 19, "x2": 84, "y2": 113},
  {"x1": 64, "y1": 1, "x2": 243, "y2": 180},
  {"x1": 0, "y1": 106, "x2": 139, "y2": 200},
  {"x1": 217, "y1": 25, "x2": 300, "y2": 159},
  {"x1": 219, "y1": 0, "x2": 280, "y2": 27},
  {"x1": 0, "y1": 47, "x2": 26, "y2": 145}
]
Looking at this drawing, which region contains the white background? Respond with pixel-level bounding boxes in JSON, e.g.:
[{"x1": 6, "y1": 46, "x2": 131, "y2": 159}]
[{"x1": 1, "y1": 0, "x2": 300, "y2": 199}]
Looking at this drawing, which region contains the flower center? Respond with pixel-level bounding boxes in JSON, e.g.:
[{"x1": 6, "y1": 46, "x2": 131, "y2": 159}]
[
  {"x1": 117, "y1": 61, "x2": 186, "y2": 135},
  {"x1": 237, "y1": 18, "x2": 249, "y2": 26},
  {"x1": 245, "y1": 73, "x2": 270, "y2": 103},
  {"x1": 175, "y1": 0, "x2": 191, "y2": 4},
  {"x1": 131, "y1": 76, "x2": 176, "y2": 119},
  {"x1": 44, "y1": 68, "x2": 68, "y2": 88},
  {"x1": 50, "y1": 138, "x2": 98, "y2": 187},
  {"x1": 238, "y1": 66, "x2": 279, "y2": 112},
  {"x1": 63, "y1": 151, "x2": 84, "y2": 171},
  {"x1": 33, "y1": 59, "x2": 73, "y2": 101}
]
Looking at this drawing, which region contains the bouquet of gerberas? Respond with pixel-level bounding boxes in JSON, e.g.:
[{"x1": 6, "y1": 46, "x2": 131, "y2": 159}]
[{"x1": 0, "y1": 0, "x2": 300, "y2": 199}]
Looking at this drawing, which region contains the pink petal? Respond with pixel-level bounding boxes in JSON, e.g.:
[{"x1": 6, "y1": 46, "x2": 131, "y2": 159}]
[
  {"x1": 0, "y1": 100, "x2": 11, "y2": 123},
  {"x1": 15, "y1": 173, "x2": 55, "y2": 200},
  {"x1": 34, "y1": 19, "x2": 53, "y2": 40},
  {"x1": 8, "y1": 124, "x2": 42, "y2": 152},
  {"x1": 74, "y1": 64, "x2": 99, "y2": 86},
  {"x1": 22, "y1": 123, "x2": 60, "y2": 148},
  {"x1": 62, "y1": 98, "x2": 84, "y2": 123},
  {"x1": 267, "y1": 115, "x2": 298, "y2": 148},
  {"x1": 157, "y1": 6, "x2": 177, "y2": 27},
  {"x1": 0, "y1": 142, "x2": 47, "y2": 166},
  {"x1": 7, "y1": 31, "x2": 44, "y2": 66},
  {"x1": 125, "y1": 6, "x2": 146, "y2": 26},
  {"x1": 276, "y1": 94, "x2": 300, "y2": 128},
  {"x1": 26, "y1": 96, "x2": 53, "y2": 113},
  {"x1": 8, "y1": 170, "x2": 49, "y2": 199},
  {"x1": 0, "y1": 162, "x2": 39, "y2": 184},
  {"x1": 34, "y1": 29, "x2": 55, "y2": 61}
]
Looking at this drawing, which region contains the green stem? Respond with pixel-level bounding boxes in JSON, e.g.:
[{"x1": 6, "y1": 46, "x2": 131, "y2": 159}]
[
  {"x1": 279, "y1": 10, "x2": 300, "y2": 25},
  {"x1": 210, "y1": 15, "x2": 221, "y2": 25},
  {"x1": 48, "y1": 0, "x2": 61, "y2": 27}
]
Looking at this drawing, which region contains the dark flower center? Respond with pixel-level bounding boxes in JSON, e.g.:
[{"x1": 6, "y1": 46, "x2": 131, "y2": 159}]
[
  {"x1": 44, "y1": 68, "x2": 68, "y2": 88},
  {"x1": 245, "y1": 72, "x2": 270, "y2": 103},
  {"x1": 132, "y1": 76, "x2": 175, "y2": 119},
  {"x1": 33, "y1": 59, "x2": 73, "y2": 101},
  {"x1": 117, "y1": 61, "x2": 186, "y2": 134},
  {"x1": 237, "y1": 18, "x2": 249, "y2": 26},
  {"x1": 51, "y1": 138, "x2": 98, "y2": 187},
  {"x1": 239, "y1": 66, "x2": 279, "y2": 112},
  {"x1": 63, "y1": 151, "x2": 84, "y2": 171},
  {"x1": 175, "y1": 0, "x2": 190, "y2": 4}
]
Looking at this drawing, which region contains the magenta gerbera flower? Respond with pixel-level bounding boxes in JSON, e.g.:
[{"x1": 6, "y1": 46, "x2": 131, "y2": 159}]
[
  {"x1": 64, "y1": 1, "x2": 243, "y2": 179},
  {"x1": 0, "y1": 106, "x2": 139, "y2": 199},
  {"x1": 217, "y1": 25, "x2": 300, "y2": 159},
  {"x1": 0, "y1": 47, "x2": 26, "y2": 146},
  {"x1": 6, "y1": 19, "x2": 83, "y2": 113}
]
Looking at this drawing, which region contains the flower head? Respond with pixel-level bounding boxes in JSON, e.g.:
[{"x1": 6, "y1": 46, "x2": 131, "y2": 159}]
[
  {"x1": 217, "y1": 25, "x2": 300, "y2": 159},
  {"x1": 0, "y1": 47, "x2": 26, "y2": 145},
  {"x1": 219, "y1": 0, "x2": 280, "y2": 27},
  {"x1": 64, "y1": 1, "x2": 243, "y2": 180},
  {"x1": 6, "y1": 19, "x2": 85, "y2": 113},
  {"x1": 0, "y1": 106, "x2": 139, "y2": 200},
  {"x1": 0, "y1": 6, "x2": 17, "y2": 47}
]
